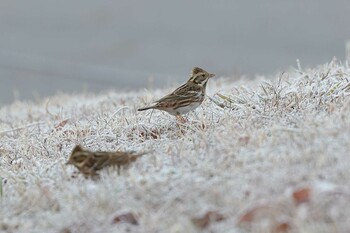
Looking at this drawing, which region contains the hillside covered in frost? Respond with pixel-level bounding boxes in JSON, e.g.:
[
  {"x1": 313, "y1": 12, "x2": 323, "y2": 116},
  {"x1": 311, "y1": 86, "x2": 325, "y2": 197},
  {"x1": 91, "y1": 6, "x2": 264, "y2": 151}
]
[{"x1": 1, "y1": 59, "x2": 350, "y2": 233}]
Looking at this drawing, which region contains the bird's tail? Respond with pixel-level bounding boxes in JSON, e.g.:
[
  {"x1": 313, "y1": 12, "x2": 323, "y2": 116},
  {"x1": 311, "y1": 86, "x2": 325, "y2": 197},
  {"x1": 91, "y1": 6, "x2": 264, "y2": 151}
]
[{"x1": 137, "y1": 106, "x2": 154, "y2": 111}]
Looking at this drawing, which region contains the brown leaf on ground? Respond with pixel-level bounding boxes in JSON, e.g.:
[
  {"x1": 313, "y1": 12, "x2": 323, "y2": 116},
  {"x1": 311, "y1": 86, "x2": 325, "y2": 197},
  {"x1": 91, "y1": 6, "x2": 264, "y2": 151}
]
[
  {"x1": 274, "y1": 222, "x2": 291, "y2": 233},
  {"x1": 238, "y1": 205, "x2": 273, "y2": 223},
  {"x1": 238, "y1": 136, "x2": 250, "y2": 145},
  {"x1": 55, "y1": 119, "x2": 69, "y2": 130},
  {"x1": 292, "y1": 187, "x2": 311, "y2": 204},
  {"x1": 59, "y1": 227, "x2": 71, "y2": 233},
  {"x1": 112, "y1": 213, "x2": 138, "y2": 225},
  {"x1": 192, "y1": 211, "x2": 225, "y2": 229},
  {"x1": 238, "y1": 205, "x2": 291, "y2": 232}
]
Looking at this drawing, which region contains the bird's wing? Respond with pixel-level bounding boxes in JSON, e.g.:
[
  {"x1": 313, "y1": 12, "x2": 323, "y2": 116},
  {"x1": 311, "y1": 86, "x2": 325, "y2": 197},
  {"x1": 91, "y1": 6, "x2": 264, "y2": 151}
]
[{"x1": 156, "y1": 83, "x2": 200, "y2": 103}]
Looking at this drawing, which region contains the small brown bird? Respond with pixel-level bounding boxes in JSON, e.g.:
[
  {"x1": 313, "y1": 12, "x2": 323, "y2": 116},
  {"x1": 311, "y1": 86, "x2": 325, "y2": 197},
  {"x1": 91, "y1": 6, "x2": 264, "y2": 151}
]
[
  {"x1": 66, "y1": 145, "x2": 145, "y2": 178},
  {"x1": 138, "y1": 67, "x2": 215, "y2": 119}
]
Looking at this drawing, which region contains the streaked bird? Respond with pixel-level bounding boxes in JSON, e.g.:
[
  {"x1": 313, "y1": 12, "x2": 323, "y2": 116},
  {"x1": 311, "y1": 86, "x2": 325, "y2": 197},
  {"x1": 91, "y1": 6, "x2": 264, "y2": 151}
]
[
  {"x1": 138, "y1": 67, "x2": 215, "y2": 119},
  {"x1": 66, "y1": 145, "x2": 145, "y2": 178}
]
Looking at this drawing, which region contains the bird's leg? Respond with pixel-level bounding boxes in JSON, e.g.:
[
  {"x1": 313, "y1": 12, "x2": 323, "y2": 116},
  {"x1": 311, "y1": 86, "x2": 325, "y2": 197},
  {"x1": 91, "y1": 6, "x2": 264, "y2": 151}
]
[
  {"x1": 193, "y1": 111, "x2": 200, "y2": 121},
  {"x1": 80, "y1": 166, "x2": 97, "y2": 179},
  {"x1": 117, "y1": 165, "x2": 121, "y2": 175},
  {"x1": 176, "y1": 115, "x2": 187, "y2": 123}
]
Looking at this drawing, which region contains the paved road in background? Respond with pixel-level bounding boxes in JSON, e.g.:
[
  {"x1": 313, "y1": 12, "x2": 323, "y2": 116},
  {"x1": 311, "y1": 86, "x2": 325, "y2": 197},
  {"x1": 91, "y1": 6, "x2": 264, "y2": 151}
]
[{"x1": 1, "y1": 1, "x2": 349, "y2": 105}]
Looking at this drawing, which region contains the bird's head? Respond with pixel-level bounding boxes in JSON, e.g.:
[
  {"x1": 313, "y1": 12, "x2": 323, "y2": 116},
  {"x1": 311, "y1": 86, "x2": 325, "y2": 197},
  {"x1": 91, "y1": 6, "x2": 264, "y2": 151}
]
[
  {"x1": 66, "y1": 145, "x2": 86, "y2": 165},
  {"x1": 188, "y1": 67, "x2": 215, "y2": 87}
]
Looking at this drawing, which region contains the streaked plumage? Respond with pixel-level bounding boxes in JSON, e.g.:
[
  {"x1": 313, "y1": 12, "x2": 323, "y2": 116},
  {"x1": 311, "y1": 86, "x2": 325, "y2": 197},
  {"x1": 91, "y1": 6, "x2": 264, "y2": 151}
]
[
  {"x1": 138, "y1": 67, "x2": 215, "y2": 116},
  {"x1": 66, "y1": 145, "x2": 144, "y2": 178}
]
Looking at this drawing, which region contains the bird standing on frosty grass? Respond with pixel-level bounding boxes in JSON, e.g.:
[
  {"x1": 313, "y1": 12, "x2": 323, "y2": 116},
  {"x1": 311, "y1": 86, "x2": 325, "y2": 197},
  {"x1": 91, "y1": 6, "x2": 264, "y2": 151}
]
[{"x1": 138, "y1": 67, "x2": 215, "y2": 121}]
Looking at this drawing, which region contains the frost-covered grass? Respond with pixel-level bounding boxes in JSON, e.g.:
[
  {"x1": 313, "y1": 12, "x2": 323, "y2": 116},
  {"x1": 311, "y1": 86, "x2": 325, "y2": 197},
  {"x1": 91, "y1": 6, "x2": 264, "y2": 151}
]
[{"x1": 1, "y1": 59, "x2": 350, "y2": 233}]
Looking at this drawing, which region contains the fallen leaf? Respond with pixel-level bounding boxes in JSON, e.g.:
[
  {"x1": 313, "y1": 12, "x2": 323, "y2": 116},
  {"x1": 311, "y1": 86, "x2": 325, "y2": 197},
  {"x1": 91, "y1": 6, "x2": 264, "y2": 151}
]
[
  {"x1": 238, "y1": 136, "x2": 250, "y2": 145},
  {"x1": 292, "y1": 187, "x2": 311, "y2": 204},
  {"x1": 112, "y1": 213, "x2": 138, "y2": 225},
  {"x1": 59, "y1": 227, "x2": 71, "y2": 233},
  {"x1": 55, "y1": 119, "x2": 69, "y2": 130},
  {"x1": 238, "y1": 205, "x2": 272, "y2": 223},
  {"x1": 192, "y1": 211, "x2": 225, "y2": 229},
  {"x1": 274, "y1": 222, "x2": 291, "y2": 233}
]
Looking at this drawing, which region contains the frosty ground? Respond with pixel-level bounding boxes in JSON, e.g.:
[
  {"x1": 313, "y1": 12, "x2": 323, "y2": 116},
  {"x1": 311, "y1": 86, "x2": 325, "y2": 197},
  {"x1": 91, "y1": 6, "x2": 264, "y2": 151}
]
[{"x1": 1, "y1": 60, "x2": 350, "y2": 233}]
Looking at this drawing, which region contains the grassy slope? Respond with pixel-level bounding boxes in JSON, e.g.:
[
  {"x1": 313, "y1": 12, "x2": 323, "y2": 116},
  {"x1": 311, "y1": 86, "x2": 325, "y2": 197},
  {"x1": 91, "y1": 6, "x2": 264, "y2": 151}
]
[{"x1": 1, "y1": 60, "x2": 350, "y2": 233}]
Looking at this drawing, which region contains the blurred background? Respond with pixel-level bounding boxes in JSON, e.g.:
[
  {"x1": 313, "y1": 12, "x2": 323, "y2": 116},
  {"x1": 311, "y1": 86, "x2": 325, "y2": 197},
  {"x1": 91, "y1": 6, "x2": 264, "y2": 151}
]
[{"x1": 1, "y1": 0, "x2": 350, "y2": 105}]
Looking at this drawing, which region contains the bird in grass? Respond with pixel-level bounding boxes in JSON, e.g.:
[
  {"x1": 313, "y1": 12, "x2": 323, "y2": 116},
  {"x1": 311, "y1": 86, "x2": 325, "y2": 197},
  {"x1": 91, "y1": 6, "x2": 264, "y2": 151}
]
[
  {"x1": 66, "y1": 145, "x2": 145, "y2": 178},
  {"x1": 138, "y1": 67, "x2": 215, "y2": 121}
]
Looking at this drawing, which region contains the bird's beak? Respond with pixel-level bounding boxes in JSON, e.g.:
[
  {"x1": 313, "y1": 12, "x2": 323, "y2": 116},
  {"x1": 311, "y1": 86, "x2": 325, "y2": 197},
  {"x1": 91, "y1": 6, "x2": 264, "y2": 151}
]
[{"x1": 209, "y1": 73, "x2": 215, "y2": 78}]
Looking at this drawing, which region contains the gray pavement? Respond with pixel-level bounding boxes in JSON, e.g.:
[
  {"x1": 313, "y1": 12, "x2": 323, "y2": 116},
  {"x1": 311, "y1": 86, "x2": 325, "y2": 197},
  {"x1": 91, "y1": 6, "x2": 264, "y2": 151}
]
[{"x1": 1, "y1": 0, "x2": 349, "y2": 105}]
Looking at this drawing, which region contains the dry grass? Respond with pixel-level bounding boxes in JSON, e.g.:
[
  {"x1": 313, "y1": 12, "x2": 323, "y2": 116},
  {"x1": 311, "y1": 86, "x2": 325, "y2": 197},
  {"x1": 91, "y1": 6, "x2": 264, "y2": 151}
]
[{"x1": 1, "y1": 59, "x2": 350, "y2": 233}]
